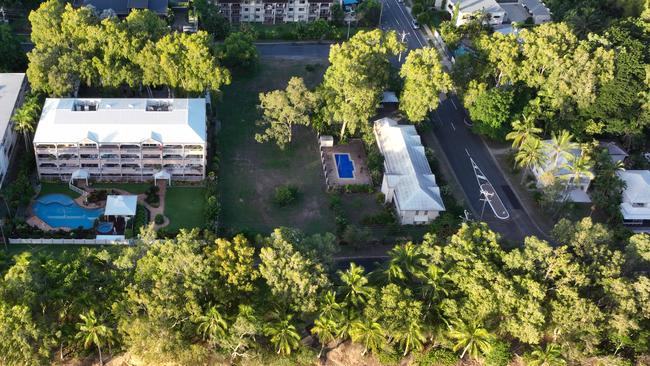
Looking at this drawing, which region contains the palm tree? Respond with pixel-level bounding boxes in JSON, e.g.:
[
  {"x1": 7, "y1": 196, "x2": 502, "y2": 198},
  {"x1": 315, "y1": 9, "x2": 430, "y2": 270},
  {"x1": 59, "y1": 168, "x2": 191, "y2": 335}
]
[
  {"x1": 394, "y1": 320, "x2": 426, "y2": 356},
  {"x1": 265, "y1": 315, "x2": 301, "y2": 355},
  {"x1": 515, "y1": 137, "x2": 548, "y2": 183},
  {"x1": 338, "y1": 263, "x2": 372, "y2": 309},
  {"x1": 349, "y1": 317, "x2": 385, "y2": 356},
  {"x1": 416, "y1": 264, "x2": 451, "y2": 308},
  {"x1": 311, "y1": 316, "x2": 339, "y2": 358},
  {"x1": 318, "y1": 290, "x2": 342, "y2": 320},
  {"x1": 196, "y1": 305, "x2": 228, "y2": 347},
  {"x1": 560, "y1": 152, "x2": 594, "y2": 193},
  {"x1": 11, "y1": 94, "x2": 41, "y2": 151},
  {"x1": 385, "y1": 242, "x2": 426, "y2": 282},
  {"x1": 527, "y1": 343, "x2": 566, "y2": 366},
  {"x1": 75, "y1": 310, "x2": 114, "y2": 366},
  {"x1": 448, "y1": 319, "x2": 493, "y2": 360},
  {"x1": 547, "y1": 130, "x2": 577, "y2": 170},
  {"x1": 506, "y1": 115, "x2": 542, "y2": 151}
]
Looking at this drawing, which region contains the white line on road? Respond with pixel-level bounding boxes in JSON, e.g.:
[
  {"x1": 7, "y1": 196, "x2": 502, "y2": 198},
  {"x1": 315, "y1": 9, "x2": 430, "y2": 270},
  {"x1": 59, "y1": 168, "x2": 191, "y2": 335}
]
[
  {"x1": 450, "y1": 98, "x2": 458, "y2": 110},
  {"x1": 391, "y1": 0, "x2": 425, "y2": 48},
  {"x1": 450, "y1": 122, "x2": 456, "y2": 131},
  {"x1": 465, "y1": 148, "x2": 470, "y2": 157}
]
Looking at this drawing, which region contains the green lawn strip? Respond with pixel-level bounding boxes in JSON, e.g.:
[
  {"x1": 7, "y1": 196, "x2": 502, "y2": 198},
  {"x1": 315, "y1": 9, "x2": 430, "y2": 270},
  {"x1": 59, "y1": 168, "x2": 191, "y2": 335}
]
[
  {"x1": 217, "y1": 59, "x2": 335, "y2": 235},
  {"x1": 90, "y1": 182, "x2": 151, "y2": 194},
  {"x1": 38, "y1": 182, "x2": 80, "y2": 199},
  {"x1": 164, "y1": 186, "x2": 206, "y2": 231}
]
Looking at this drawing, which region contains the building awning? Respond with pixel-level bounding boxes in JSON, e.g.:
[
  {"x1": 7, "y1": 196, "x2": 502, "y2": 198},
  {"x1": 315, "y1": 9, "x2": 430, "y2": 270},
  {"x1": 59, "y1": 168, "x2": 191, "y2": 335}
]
[
  {"x1": 104, "y1": 195, "x2": 137, "y2": 216},
  {"x1": 71, "y1": 169, "x2": 89, "y2": 180}
]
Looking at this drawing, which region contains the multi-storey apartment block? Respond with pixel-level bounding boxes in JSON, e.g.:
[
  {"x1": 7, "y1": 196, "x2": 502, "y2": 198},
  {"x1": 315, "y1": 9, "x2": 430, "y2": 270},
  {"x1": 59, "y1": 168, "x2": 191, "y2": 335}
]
[
  {"x1": 215, "y1": 0, "x2": 332, "y2": 24},
  {"x1": 33, "y1": 98, "x2": 207, "y2": 182},
  {"x1": 0, "y1": 73, "x2": 27, "y2": 188}
]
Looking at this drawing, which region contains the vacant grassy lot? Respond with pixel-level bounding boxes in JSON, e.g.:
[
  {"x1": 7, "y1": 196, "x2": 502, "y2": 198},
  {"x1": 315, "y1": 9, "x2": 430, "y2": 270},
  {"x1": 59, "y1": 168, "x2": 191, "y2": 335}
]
[
  {"x1": 217, "y1": 59, "x2": 335, "y2": 235},
  {"x1": 164, "y1": 187, "x2": 206, "y2": 231}
]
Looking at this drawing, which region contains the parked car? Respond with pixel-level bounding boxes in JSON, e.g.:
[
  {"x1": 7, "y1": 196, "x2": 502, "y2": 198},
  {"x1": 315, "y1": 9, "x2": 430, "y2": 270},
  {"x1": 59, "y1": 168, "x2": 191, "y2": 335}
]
[{"x1": 411, "y1": 19, "x2": 420, "y2": 29}]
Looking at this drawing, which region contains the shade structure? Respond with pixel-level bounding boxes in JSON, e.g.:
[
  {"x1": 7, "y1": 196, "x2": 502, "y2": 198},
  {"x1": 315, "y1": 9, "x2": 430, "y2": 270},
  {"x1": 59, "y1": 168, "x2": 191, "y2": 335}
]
[
  {"x1": 70, "y1": 169, "x2": 89, "y2": 185},
  {"x1": 154, "y1": 169, "x2": 171, "y2": 186},
  {"x1": 104, "y1": 195, "x2": 137, "y2": 217}
]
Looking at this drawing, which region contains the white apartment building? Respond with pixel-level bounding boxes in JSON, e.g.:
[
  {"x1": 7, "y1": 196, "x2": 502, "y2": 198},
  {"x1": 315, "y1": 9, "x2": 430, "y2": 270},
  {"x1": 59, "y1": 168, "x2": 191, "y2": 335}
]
[
  {"x1": 617, "y1": 170, "x2": 650, "y2": 225},
  {"x1": 0, "y1": 73, "x2": 26, "y2": 188},
  {"x1": 443, "y1": 0, "x2": 506, "y2": 26},
  {"x1": 33, "y1": 98, "x2": 207, "y2": 182},
  {"x1": 374, "y1": 117, "x2": 445, "y2": 225},
  {"x1": 215, "y1": 0, "x2": 332, "y2": 24}
]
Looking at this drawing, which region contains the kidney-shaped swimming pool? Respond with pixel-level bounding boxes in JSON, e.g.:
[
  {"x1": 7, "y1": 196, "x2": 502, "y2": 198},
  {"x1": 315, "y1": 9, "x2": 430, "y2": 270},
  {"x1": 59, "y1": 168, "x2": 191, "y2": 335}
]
[{"x1": 32, "y1": 194, "x2": 104, "y2": 229}]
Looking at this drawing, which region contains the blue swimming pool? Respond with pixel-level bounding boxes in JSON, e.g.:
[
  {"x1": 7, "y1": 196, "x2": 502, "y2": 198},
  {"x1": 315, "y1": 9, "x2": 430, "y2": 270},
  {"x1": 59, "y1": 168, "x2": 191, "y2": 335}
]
[
  {"x1": 454, "y1": 45, "x2": 472, "y2": 57},
  {"x1": 33, "y1": 194, "x2": 104, "y2": 229},
  {"x1": 334, "y1": 153, "x2": 355, "y2": 179}
]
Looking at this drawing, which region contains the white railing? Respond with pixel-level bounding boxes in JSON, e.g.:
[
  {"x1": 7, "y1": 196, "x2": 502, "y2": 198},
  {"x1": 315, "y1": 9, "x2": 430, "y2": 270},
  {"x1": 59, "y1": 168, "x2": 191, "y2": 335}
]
[{"x1": 9, "y1": 238, "x2": 133, "y2": 245}]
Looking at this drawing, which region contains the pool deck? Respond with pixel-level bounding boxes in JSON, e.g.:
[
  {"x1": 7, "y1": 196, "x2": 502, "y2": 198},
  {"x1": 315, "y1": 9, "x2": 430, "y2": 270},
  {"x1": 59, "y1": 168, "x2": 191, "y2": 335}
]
[
  {"x1": 321, "y1": 139, "x2": 372, "y2": 187},
  {"x1": 27, "y1": 182, "x2": 170, "y2": 232}
]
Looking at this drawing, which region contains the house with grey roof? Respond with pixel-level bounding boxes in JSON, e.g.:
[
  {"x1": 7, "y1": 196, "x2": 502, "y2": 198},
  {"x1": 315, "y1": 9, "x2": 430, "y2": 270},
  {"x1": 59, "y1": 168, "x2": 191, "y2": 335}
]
[
  {"x1": 373, "y1": 117, "x2": 445, "y2": 225},
  {"x1": 444, "y1": 0, "x2": 507, "y2": 26}
]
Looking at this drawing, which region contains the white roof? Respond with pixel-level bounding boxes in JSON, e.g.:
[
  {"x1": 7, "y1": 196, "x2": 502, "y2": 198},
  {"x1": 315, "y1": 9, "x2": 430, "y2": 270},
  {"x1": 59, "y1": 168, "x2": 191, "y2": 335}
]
[
  {"x1": 34, "y1": 98, "x2": 206, "y2": 145},
  {"x1": 455, "y1": 0, "x2": 505, "y2": 14},
  {"x1": 0, "y1": 73, "x2": 26, "y2": 143},
  {"x1": 618, "y1": 170, "x2": 650, "y2": 204},
  {"x1": 104, "y1": 195, "x2": 138, "y2": 216},
  {"x1": 374, "y1": 117, "x2": 445, "y2": 212}
]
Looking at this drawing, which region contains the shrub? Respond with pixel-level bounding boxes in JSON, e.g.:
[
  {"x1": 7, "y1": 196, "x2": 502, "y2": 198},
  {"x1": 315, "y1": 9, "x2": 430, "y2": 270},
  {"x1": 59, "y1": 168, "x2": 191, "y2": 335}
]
[
  {"x1": 361, "y1": 209, "x2": 396, "y2": 226},
  {"x1": 124, "y1": 228, "x2": 134, "y2": 238},
  {"x1": 414, "y1": 348, "x2": 457, "y2": 366},
  {"x1": 154, "y1": 214, "x2": 165, "y2": 225},
  {"x1": 272, "y1": 185, "x2": 299, "y2": 207},
  {"x1": 87, "y1": 189, "x2": 108, "y2": 204},
  {"x1": 145, "y1": 185, "x2": 160, "y2": 206},
  {"x1": 485, "y1": 340, "x2": 511, "y2": 366}
]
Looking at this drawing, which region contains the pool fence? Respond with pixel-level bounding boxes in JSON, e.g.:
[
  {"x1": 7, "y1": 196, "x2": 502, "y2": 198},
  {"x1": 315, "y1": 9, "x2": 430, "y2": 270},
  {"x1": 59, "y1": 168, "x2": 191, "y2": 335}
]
[
  {"x1": 9, "y1": 238, "x2": 133, "y2": 245},
  {"x1": 318, "y1": 134, "x2": 334, "y2": 191}
]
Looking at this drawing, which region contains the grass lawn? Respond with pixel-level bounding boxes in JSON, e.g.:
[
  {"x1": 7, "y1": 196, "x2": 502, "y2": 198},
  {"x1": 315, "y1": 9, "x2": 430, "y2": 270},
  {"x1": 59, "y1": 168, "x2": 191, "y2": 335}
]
[
  {"x1": 217, "y1": 59, "x2": 335, "y2": 235},
  {"x1": 39, "y1": 182, "x2": 80, "y2": 198},
  {"x1": 90, "y1": 182, "x2": 151, "y2": 194},
  {"x1": 164, "y1": 187, "x2": 206, "y2": 231}
]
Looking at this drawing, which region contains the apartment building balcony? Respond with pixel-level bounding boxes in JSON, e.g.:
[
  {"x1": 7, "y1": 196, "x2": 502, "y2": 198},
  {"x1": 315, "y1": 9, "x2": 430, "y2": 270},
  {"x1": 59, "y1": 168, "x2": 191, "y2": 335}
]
[
  {"x1": 120, "y1": 158, "x2": 141, "y2": 164},
  {"x1": 121, "y1": 167, "x2": 141, "y2": 174},
  {"x1": 120, "y1": 148, "x2": 141, "y2": 154},
  {"x1": 184, "y1": 159, "x2": 205, "y2": 165},
  {"x1": 79, "y1": 147, "x2": 98, "y2": 153},
  {"x1": 39, "y1": 167, "x2": 60, "y2": 174},
  {"x1": 141, "y1": 158, "x2": 162, "y2": 164},
  {"x1": 98, "y1": 148, "x2": 120, "y2": 154},
  {"x1": 35, "y1": 147, "x2": 58, "y2": 154},
  {"x1": 100, "y1": 158, "x2": 121, "y2": 164}
]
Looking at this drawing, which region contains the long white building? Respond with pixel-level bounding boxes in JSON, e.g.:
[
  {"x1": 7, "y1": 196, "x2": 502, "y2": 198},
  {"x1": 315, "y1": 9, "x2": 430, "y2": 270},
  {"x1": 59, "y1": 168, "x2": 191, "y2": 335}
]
[
  {"x1": 0, "y1": 73, "x2": 26, "y2": 188},
  {"x1": 33, "y1": 98, "x2": 207, "y2": 182},
  {"x1": 374, "y1": 117, "x2": 445, "y2": 225}
]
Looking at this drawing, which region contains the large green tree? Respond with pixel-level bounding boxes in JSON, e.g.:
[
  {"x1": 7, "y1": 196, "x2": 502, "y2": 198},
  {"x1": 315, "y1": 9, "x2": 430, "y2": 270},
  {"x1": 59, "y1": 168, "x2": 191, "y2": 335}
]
[
  {"x1": 399, "y1": 48, "x2": 452, "y2": 123},
  {"x1": 256, "y1": 77, "x2": 317, "y2": 149},
  {"x1": 0, "y1": 24, "x2": 26, "y2": 72},
  {"x1": 320, "y1": 30, "x2": 404, "y2": 138}
]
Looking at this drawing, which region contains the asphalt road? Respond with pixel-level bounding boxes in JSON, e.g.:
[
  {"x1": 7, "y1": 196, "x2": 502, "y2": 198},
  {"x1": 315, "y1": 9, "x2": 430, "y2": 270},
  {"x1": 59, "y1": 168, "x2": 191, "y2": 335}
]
[
  {"x1": 377, "y1": 0, "x2": 546, "y2": 242},
  {"x1": 254, "y1": 5, "x2": 547, "y2": 243}
]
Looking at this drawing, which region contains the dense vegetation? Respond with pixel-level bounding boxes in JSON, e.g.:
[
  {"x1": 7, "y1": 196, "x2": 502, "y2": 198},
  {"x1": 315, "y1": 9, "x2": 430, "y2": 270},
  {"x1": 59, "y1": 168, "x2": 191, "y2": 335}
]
[{"x1": 0, "y1": 220, "x2": 647, "y2": 365}]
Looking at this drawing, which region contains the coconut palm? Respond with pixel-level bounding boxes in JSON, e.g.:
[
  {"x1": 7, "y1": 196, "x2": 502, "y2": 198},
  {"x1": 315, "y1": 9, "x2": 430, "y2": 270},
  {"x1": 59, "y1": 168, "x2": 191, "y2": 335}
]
[
  {"x1": 318, "y1": 290, "x2": 342, "y2": 320},
  {"x1": 265, "y1": 314, "x2": 301, "y2": 355},
  {"x1": 11, "y1": 95, "x2": 41, "y2": 151},
  {"x1": 75, "y1": 310, "x2": 114, "y2": 366},
  {"x1": 385, "y1": 242, "x2": 426, "y2": 281},
  {"x1": 394, "y1": 320, "x2": 426, "y2": 356},
  {"x1": 196, "y1": 305, "x2": 228, "y2": 347},
  {"x1": 515, "y1": 137, "x2": 548, "y2": 183},
  {"x1": 448, "y1": 319, "x2": 494, "y2": 360},
  {"x1": 338, "y1": 263, "x2": 372, "y2": 309},
  {"x1": 560, "y1": 152, "x2": 595, "y2": 193},
  {"x1": 547, "y1": 130, "x2": 577, "y2": 169},
  {"x1": 349, "y1": 317, "x2": 385, "y2": 356},
  {"x1": 527, "y1": 343, "x2": 566, "y2": 366},
  {"x1": 506, "y1": 115, "x2": 542, "y2": 150},
  {"x1": 311, "y1": 316, "x2": 339, "y2": 358}
]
